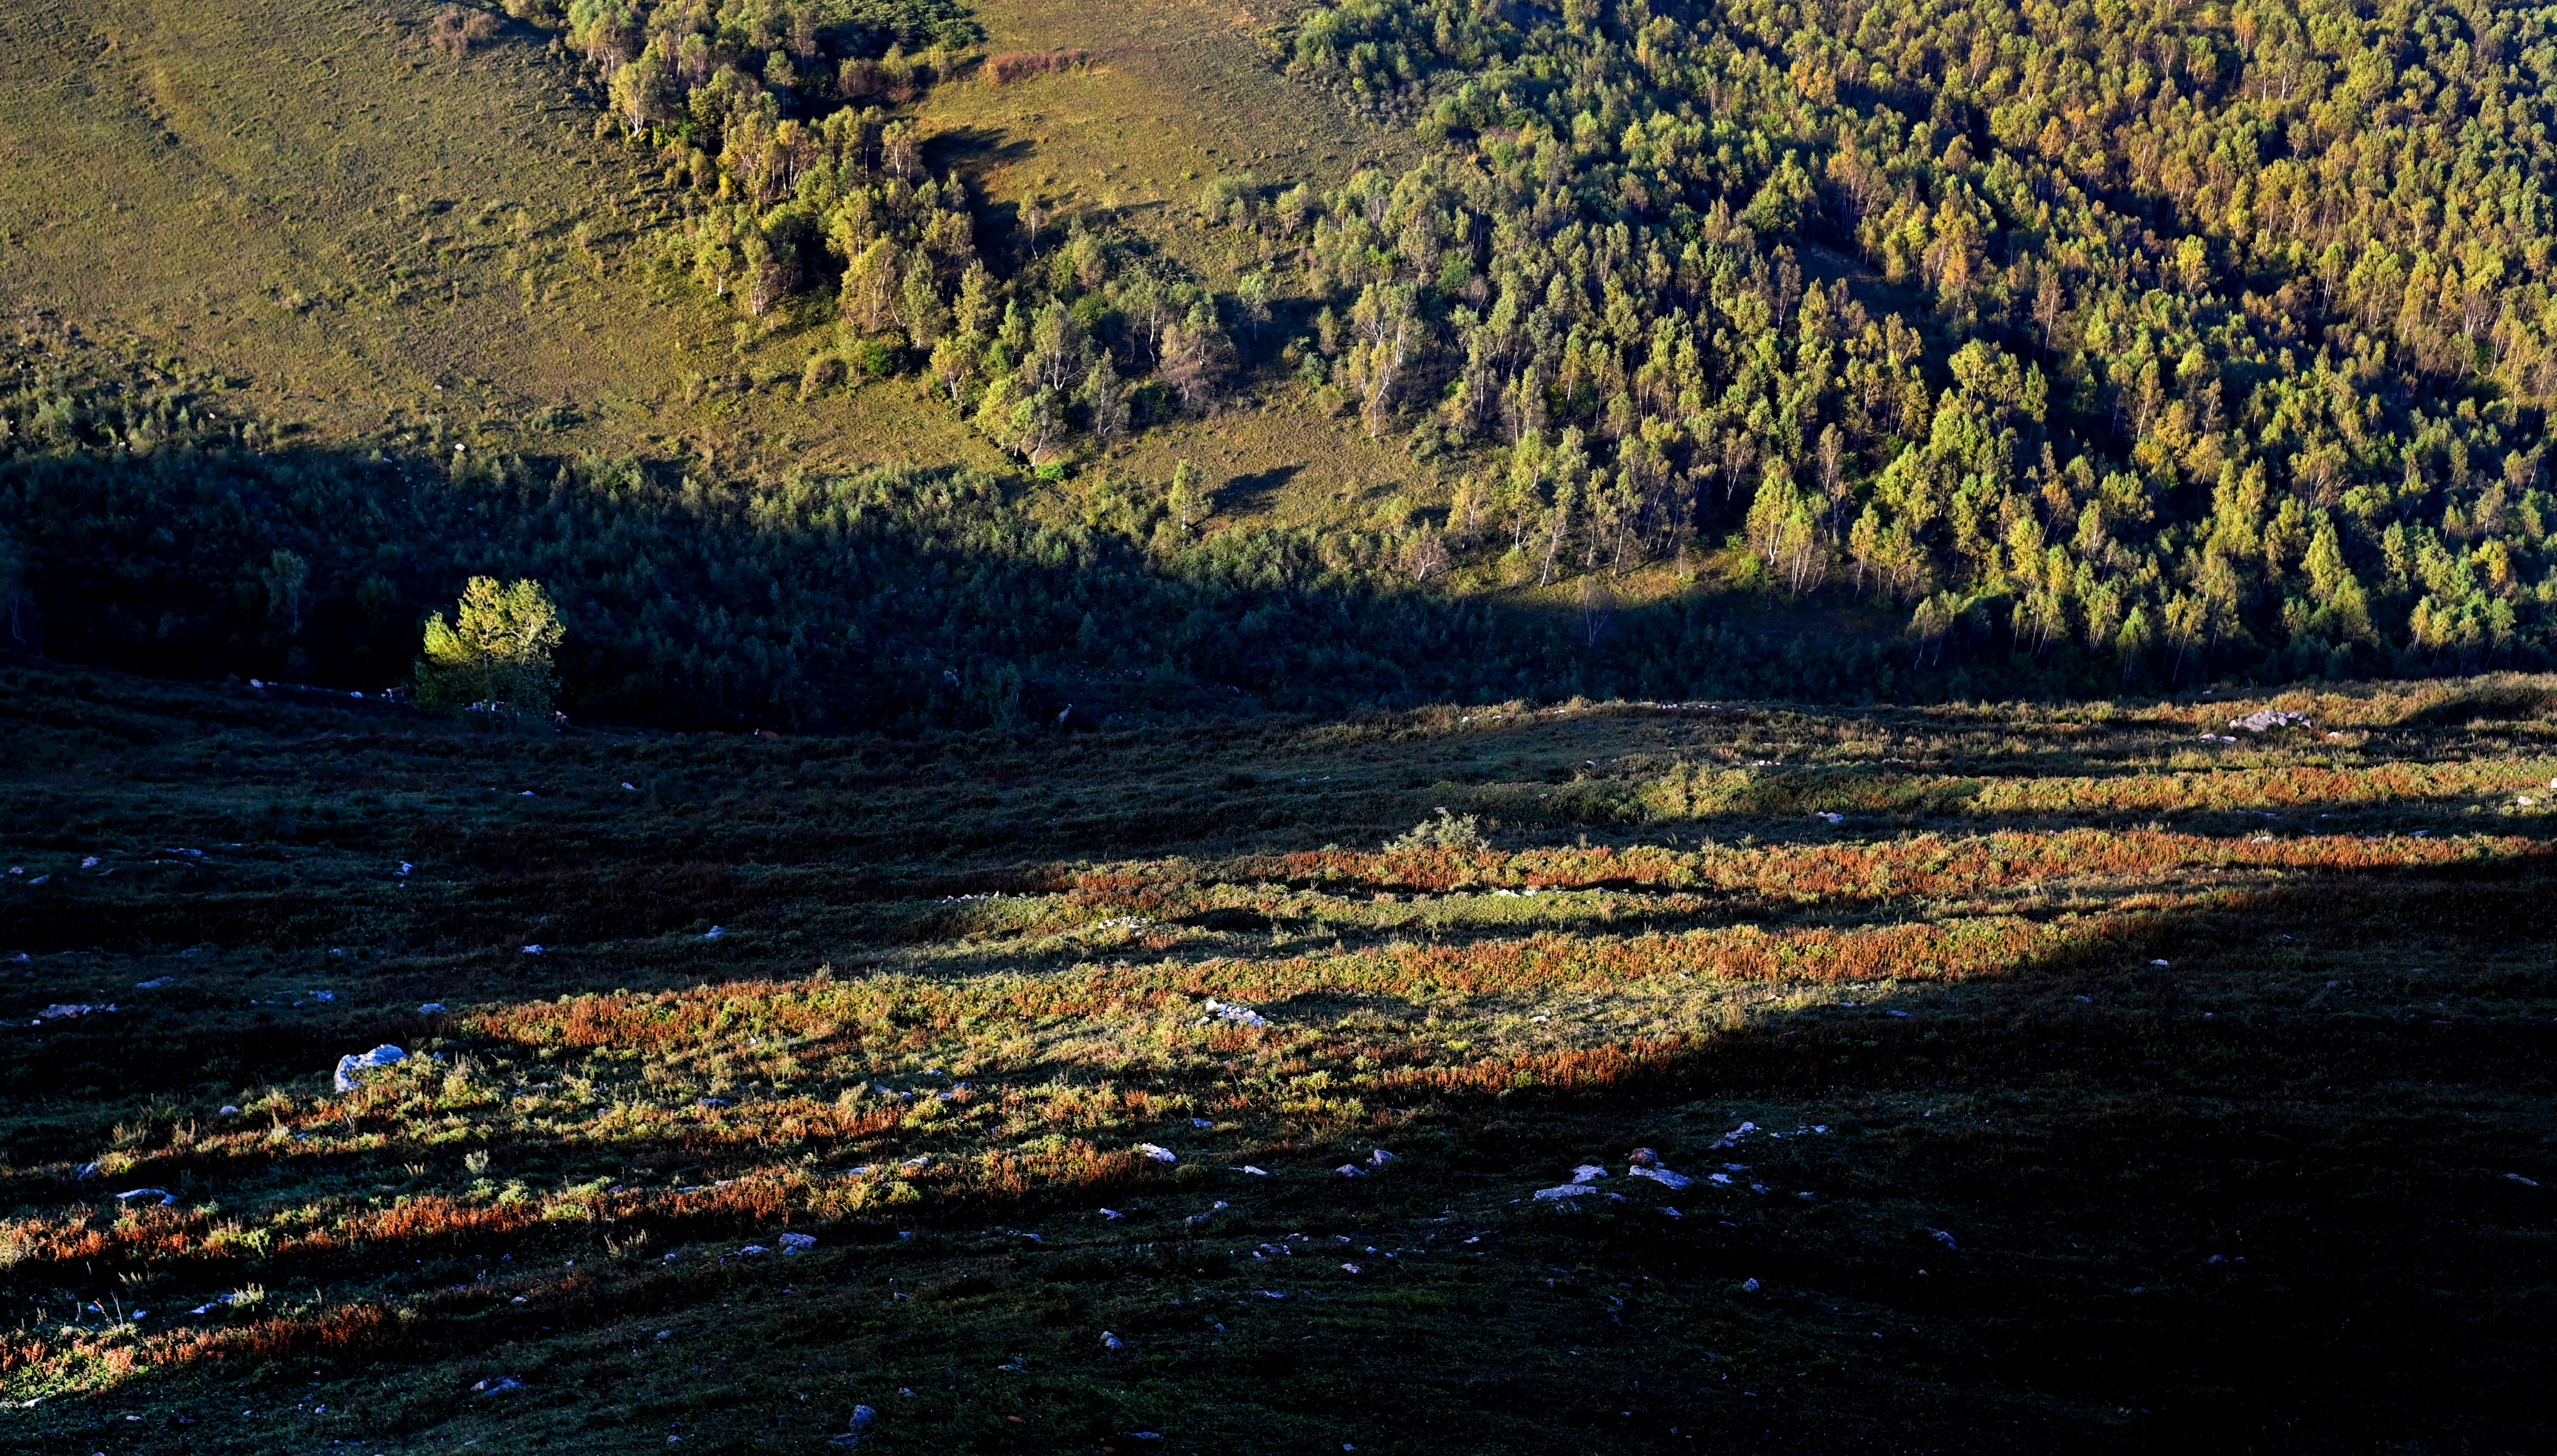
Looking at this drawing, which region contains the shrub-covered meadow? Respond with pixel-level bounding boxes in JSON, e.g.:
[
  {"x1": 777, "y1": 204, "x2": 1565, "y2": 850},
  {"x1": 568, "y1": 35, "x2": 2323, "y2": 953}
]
[{"x1": 0, "y1": 663, "x2": 2551, "y2": 1452}]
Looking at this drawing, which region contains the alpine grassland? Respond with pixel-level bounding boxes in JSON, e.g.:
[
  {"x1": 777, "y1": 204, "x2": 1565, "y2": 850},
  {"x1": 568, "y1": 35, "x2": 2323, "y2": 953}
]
[
  {"x1": 2, "y1": 663, "x2": 2554, "y2": 1452},
  {"x1": 7, "y1": 0, "x2": 2557, "y2": 1448}
]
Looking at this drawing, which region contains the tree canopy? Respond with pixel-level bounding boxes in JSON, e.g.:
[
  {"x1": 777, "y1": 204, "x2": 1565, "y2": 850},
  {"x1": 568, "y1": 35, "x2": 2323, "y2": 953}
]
[{"x1": 417, "y1": 576, "x2": 567, "y2": 716}]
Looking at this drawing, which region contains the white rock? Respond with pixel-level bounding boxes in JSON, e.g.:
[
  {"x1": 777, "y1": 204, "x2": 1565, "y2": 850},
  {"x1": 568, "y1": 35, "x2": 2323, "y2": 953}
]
[
  {"x1": 1202, "y1": 998, "x2": 1270, "y2": 1028},
  {"x1": 333, "y1": 1044, "x2": 406, "y2": 1094},
  {"x1": 1135, "y1": 1144, "x2": 1177, "y2": 1163}
]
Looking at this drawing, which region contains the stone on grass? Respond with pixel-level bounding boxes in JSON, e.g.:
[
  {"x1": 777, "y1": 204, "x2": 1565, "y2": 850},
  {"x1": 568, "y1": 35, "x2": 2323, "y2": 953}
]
[{"x1": 333, "y1": 1044, "x2": 406, "y2": 1094}]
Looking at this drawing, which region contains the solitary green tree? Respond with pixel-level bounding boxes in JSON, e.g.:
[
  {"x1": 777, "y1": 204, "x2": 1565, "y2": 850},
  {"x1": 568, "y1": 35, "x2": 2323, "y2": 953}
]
[{"x1": 415, "y1": 577, "x2": 564, "y2": 716}]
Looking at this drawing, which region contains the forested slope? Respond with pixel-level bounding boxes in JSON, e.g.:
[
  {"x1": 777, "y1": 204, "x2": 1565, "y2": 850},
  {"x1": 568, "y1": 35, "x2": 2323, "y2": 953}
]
[
  {"x1": 1258, "y1": 0, "x2": 2557, "y2": 676},
  {"x1": 7, "y1": 0, "x2": 2557, "y2": 726}
]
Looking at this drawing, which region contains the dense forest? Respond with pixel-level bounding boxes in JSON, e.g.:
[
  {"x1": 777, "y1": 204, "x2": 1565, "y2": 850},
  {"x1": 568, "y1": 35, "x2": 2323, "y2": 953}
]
[
  {"x1": 550, "y1": 0, "x2": 2557, "y2": 684},
  {"x1": 1258, "y1": 0, "x2": 2557, "y2": 680}
]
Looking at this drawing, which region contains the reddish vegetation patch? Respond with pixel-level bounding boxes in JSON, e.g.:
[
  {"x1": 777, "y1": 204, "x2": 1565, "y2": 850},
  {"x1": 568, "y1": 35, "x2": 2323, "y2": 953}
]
[{"x1": 982, "y1": 50, "x2": 1092, "y2": 85}]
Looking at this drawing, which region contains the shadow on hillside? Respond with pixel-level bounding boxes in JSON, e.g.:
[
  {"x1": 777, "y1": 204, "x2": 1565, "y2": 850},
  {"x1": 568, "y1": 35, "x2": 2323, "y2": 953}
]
[{"x1": 0, "y1": 441, "x2": 1927, "y2": 737}]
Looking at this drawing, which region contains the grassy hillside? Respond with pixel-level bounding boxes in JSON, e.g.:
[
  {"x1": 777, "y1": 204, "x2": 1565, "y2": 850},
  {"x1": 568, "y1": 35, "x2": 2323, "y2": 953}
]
[
  {"x1": 0, "y1": 0, "x2": 1421, "y2": 499},
  {"x1": 1, "y1": 661, "x2": 2553, "y2": 1452}
]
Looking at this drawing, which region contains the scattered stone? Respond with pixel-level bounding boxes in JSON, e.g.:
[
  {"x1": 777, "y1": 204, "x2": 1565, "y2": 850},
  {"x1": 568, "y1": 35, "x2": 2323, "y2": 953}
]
[
  {"x1": 2229, "y1": 709, "x2": 2313, "y2": 733},
  {"x1": 1629, "y1": 1166, "x2": 1693, "y2": 1191},
  {"x1": 1369, "y1": 1149, "x2": 1396, "y2": 1166},
  {"x1": 1335, "y1": 1165, "x2": 1365, "y2": 1178},
  {"x1": 1135, "y1": 1144, "x2": 1177, "y2": 1163},
  {"x1": 1570, "y1": 1165, "x2": 1608, "y2": 1183},
  {"x1": 522, "y1": 944, "x2": 544, "y2": 955},
  {"x1": 1533, "y1": 1184, "x2": 1599, "y2": 1200},
  {"x1": 701, "y1": 926, "x2": 725, "y2": 940},
  {"x1": 419, "y1": 1003, "x2": 447, "y2": 1015},
  {"x1": 472, "y1": 1377, "x2": 524, "y2": 1395},
  {"x1": 33, "y1": 1004, "x2": 115, "y2": 1023},
  {"x1": 115, "y1": 1188, "x2": 177, "y2": 1206},
  {"x1": 779, "y1": 1232, "x2": 817, "y2": 1253},
  {"x1": 133, "y1": 977, "x2": 176, "y2": 990},
  {"x1": 1101, "y1": 1331, "x2": 1125, "y2": 1350},
  {"x1": 1927, "y1": 1228, "x2": 1959, "y2": 1250}
]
